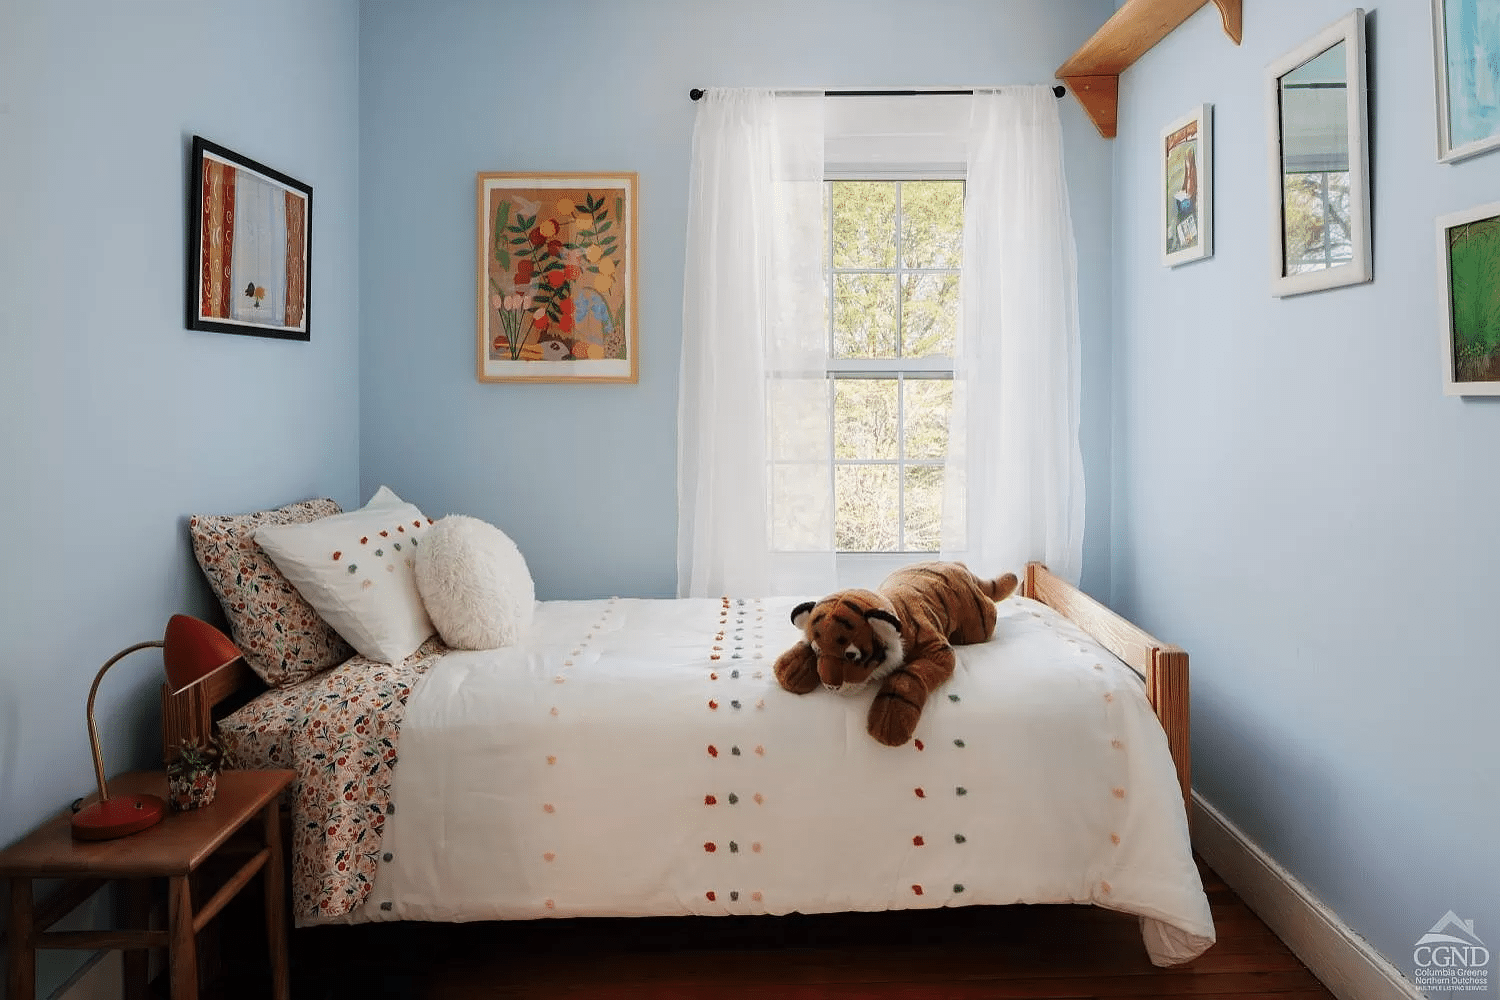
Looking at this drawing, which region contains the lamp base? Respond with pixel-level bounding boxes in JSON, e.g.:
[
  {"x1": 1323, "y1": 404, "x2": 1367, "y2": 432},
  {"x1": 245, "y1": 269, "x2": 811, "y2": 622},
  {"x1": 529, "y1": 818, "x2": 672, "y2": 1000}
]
[{"x1": 71, "y1": 793, "x2": 166, "y2": 840}]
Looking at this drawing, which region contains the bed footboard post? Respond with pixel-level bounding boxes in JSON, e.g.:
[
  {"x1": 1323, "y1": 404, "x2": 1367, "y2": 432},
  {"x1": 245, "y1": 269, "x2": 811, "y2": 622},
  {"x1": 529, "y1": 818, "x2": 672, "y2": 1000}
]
[
  {"x1": 1148, "y1": 646, "x2": 1192, "y2": 817},
  {"x1": 1022, "y1": 562, "x2": 1041, "y2": 600},
  {"x1": 1020, "y1": 561, "x2": 1193, "y2": 823}
]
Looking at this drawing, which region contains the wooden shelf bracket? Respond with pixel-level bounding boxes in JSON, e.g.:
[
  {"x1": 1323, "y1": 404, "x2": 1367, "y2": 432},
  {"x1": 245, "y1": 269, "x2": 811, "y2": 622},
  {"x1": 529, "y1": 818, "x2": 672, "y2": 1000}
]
[{"x1": 1056, "y1": 0, "x2": 1242, "y2": 138}]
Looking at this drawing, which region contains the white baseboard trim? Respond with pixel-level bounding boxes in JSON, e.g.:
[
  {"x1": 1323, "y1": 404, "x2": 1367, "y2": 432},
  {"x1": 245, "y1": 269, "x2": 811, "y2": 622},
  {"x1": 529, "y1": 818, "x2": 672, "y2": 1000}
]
[{"x1": 1192, "y1": 792, "x2": 1425, "y2": 1000}]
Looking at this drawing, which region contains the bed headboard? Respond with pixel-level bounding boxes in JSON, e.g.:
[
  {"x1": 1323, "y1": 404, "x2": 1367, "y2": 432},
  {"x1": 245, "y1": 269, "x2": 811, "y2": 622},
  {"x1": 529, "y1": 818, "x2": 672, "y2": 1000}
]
[
  {"x1": 160, "y1": 656, "x2": 260, "y2": 761},
  {"x1": 1022, "y1": 562, "x2": 1191, "y2": 813}
]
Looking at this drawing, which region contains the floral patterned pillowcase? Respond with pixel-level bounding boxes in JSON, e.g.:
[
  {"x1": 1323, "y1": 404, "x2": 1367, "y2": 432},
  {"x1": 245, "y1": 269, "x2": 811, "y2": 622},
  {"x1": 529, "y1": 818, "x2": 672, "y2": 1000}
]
[{"x1": 189, "y1": 498, "x2": 355, "y2": 689}]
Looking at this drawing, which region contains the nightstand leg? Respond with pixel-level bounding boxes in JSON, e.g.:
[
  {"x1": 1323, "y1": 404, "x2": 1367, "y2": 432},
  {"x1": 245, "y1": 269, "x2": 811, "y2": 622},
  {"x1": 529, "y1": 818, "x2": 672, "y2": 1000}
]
[
  {"x1": 262, "y1": 802, "x2": 290, "y2": 1000},
  {"x1": 122, "y1": 877, "x2": 152, "y2": 1000},
  {"x1": 168, "y1": 874, "x2": 198, "y2": 1000},
  {"x1": 6, "y1": 877, "x2": 34, "y2": 1000}
]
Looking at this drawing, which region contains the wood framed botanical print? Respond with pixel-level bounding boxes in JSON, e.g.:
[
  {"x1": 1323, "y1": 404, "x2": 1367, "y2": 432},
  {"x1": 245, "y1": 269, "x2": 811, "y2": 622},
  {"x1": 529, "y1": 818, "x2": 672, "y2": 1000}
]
[
  {"x1": 476, "y1": 172, "x2": 638, "y2": 383},
  {"x1": 187, "y1": 136, "x2": 312, "y2": 340},
  {"x1": 1437, "y1": 201, "x2": 1500, "y2": 395},
  {"x1": 1432, "y1": 0, "x2": 1500, "y2": 163},
  {"x1": 1161, "y1": 104, "x2": 1213, "y2": 267}
]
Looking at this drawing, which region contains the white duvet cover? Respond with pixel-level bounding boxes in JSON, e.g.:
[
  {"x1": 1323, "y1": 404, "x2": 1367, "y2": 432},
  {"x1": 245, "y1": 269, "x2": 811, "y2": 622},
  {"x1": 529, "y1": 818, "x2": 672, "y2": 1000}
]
[{"x1": 320, "y1": 594, "x2": 1214, "y2": 965}]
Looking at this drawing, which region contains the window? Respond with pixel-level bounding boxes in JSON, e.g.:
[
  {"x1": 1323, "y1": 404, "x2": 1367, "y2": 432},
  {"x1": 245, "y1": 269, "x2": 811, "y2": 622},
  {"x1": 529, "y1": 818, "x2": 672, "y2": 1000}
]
[
  {"x1": 680, "y1": 89, "x2": 1083, "y2": 598},
  {"x1": 824, "y1": 178, "x2": 963, "y2": 554}
]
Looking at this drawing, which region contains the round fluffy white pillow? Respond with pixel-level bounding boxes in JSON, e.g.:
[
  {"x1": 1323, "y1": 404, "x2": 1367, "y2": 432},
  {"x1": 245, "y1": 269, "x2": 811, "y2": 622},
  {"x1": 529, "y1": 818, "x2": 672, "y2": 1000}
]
[{"x1": 414, "y1": 515, "x2": 535, "y2": 650}]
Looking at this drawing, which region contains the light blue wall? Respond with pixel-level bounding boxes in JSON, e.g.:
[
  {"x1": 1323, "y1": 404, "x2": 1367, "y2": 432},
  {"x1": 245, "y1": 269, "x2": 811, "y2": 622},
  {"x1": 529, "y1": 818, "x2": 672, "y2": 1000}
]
[
  {"x1": 10, "y1": 0, "x2": 1483, "y2": 990},
  {"x1": 358, "y1": 0, "x2": 1117, "y2": 601},
  {"x1": 0, "y1": 1, "x2": 360, "y2": 988},
  {"x1": 1110, "y1": 1, "x2": 1498, "y2": 981}
]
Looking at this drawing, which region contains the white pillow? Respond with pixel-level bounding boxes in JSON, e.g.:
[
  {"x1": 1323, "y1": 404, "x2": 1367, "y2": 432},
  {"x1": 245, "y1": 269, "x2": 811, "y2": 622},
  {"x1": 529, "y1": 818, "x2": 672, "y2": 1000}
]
[
  {"x1": 254, "y1": 486, "x2": 435, "y2": 665},
  {"x1": 413, "y1": 515, "x2": 535, "y2": 650}
]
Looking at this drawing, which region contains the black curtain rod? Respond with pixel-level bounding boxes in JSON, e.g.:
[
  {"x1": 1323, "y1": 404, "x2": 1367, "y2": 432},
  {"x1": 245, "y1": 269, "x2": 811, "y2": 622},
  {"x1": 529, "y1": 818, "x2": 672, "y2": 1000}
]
[{"x1": 689, "y1": 86, "x2": 1066, "y2": 101}]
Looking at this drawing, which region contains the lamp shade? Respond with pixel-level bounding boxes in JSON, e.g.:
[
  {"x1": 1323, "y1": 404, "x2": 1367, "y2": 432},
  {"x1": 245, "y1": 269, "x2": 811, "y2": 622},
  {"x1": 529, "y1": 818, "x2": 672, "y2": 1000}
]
[{"x1": 162, "y1": 614, "x2": 241, "y2": 695}]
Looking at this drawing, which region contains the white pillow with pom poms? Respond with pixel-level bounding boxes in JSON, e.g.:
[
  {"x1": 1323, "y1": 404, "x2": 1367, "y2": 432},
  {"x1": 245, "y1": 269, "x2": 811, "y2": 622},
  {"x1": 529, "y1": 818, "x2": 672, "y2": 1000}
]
[{"x1": 413, "y1": 515, "x2": 535, "y2": 649}]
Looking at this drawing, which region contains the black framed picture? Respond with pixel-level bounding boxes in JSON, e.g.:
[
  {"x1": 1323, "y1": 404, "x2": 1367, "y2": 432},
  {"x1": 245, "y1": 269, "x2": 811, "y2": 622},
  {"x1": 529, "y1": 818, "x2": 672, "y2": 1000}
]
[{"x1": 187, "y1": 135, "x2": 312, "y2": 340}]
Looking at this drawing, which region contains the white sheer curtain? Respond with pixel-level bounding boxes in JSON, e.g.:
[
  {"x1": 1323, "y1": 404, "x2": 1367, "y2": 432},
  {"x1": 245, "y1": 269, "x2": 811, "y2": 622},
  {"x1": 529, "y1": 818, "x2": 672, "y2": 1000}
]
[
  {"x1": 677, "y1": 89, "x2": 835, "y2": 598},
  {"x1": 942, "y1": 87, "x2": 1086, "y2": 585}
]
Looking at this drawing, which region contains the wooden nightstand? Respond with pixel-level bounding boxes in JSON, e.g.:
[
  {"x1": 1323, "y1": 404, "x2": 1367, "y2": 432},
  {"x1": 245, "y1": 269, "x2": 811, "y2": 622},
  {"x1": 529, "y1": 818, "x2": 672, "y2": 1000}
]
[{"x1": 1, "y1": 769, "x2": 294, "y2": 1000}]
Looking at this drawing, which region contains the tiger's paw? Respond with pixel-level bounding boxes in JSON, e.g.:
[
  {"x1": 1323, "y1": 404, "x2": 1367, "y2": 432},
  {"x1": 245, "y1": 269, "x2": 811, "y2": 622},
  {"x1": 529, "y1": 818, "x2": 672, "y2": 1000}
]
[
  {"x1": 867, "y1": 694, "x2": 921, "y2": 747},
  {"x1": 773, "y1": 642, "x2": 819, "y2": 694}
]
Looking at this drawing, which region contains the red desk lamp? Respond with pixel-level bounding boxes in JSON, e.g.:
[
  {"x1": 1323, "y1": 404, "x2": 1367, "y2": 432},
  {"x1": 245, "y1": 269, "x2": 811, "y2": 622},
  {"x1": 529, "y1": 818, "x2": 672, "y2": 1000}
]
[{"x1": 71, "y1": 615, "x2": 242, "y2": 841}]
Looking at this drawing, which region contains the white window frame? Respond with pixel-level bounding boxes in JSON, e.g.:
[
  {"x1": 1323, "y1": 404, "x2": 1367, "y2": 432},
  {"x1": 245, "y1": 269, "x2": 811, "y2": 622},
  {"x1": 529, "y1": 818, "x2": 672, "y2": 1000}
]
[{"x1": 823, "y1": 170, "x2": 964, "y2": 587}]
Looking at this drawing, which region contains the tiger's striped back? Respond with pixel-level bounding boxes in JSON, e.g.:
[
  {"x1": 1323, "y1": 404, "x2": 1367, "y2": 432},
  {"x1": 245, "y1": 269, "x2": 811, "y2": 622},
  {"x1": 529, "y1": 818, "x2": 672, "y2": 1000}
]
[{"x1": 881, "y1": 562, "x2": 1018, "y2": 648}]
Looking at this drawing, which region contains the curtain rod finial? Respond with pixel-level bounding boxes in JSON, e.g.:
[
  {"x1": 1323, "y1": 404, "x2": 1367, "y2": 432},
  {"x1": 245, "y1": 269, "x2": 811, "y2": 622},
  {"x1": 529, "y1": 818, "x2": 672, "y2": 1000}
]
[{"x1": 690, "y1": 88, "x2": 705, "y2": 101}]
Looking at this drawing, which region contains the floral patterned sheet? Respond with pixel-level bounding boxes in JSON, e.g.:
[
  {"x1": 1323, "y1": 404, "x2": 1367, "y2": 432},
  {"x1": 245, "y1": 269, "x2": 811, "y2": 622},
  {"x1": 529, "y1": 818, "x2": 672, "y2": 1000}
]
[
  {"x1": 217, "y1": 636, "x2": 446, "y2": 922},
  {"x1": 293, "y1": 595, "x2": 1215, "y2": 967}
]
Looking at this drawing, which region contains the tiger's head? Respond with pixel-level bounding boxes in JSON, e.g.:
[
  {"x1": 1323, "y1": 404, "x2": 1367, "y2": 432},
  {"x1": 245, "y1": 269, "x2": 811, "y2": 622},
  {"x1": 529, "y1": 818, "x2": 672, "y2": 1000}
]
[{"x1": 788, "y1": 589, "x2": 907, "y2": 695}]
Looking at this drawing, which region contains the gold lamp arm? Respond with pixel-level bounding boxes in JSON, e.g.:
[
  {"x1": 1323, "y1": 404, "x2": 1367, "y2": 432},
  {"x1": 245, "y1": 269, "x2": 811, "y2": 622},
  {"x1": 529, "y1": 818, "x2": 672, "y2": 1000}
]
[{"x1": 84, "y1": 640, "x2": 164, "y2": 804}]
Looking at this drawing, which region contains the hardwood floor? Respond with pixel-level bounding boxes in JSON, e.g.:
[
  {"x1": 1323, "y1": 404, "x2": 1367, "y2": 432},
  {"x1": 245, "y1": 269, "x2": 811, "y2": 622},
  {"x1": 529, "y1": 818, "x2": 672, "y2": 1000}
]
[{"x1": 213, "y1": 858, "x2": 1336, "y2": 999}]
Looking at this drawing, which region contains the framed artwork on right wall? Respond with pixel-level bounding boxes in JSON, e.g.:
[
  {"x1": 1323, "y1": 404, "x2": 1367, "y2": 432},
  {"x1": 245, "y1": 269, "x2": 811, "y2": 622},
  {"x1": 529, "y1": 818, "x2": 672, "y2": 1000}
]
[
  {"x1": 1437, "y1": 201, "x2": 1500, "y2": 395},
  {"x1": 1161, "y1": 104, "x2": 1214, "y2": 267},
  {"x1": 1433, "y1": 0, "x2": 1500, "y2": 162}
]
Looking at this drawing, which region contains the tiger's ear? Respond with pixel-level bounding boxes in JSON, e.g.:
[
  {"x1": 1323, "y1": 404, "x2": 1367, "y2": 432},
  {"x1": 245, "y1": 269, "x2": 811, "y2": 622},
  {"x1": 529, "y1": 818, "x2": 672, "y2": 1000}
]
[
  {"x1": 790, "y1": 601, "x2": 816, "y2": 631},
  {"x1": 865, "y1": 608, "x2": 901, "y2": 646}
]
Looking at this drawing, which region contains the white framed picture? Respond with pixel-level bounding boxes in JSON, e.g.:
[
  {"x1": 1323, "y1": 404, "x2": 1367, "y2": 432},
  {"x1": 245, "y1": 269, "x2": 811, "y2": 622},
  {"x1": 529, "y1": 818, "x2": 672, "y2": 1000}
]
[
  {"x1": 1161, "y1": 104, "x2": 1213, "y2": 267},
  {"x1": 1432, "y1": 0, "x2": 1500, "y2": 163},
  {"x1": 1436, "y1": 201, "x2": 1500, "y2": 395}
]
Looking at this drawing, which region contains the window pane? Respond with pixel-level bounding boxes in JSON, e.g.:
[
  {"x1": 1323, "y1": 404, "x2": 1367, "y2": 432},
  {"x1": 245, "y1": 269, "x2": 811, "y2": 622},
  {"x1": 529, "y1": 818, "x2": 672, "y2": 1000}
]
[
  {"x1": 770, "y1": 374, "x2": 832, "y2": 462},
  {"x1": 836, "y1": 464, "x2": 898, "y2": 552},
  {"x1": 772, "y1": 462, "x2": 833, "y2": 551},
  {"x1": 904, "y1": 464, "x2": 945, "y2": 551},
  {"x1": 831, "y1": 181, "x2": 896, "y2": 268},
  {"x1": 901, "y1": 180, "x2": 964, "y2": 268},
  {"x1": 903, "y1": 378, "x2": 951, "y2": 460},
  {"x1": 901, "y1": 272, "x2": 958, "y2": 358},
  {"x1": 817, "y1": 178, "x2": 963, "y2": 557},
  {"x1": 834, "y1": 379, "x2": 898, "y2": 460},
  {"x1": 833, "y1": 273, "x2": 897, "y2": 358}
]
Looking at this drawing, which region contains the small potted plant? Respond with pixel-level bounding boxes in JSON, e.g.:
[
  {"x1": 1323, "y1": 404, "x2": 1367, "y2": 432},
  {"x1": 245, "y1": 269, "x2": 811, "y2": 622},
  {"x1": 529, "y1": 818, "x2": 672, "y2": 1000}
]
[{"x1": 166, "y1": 735, "x2": 232, "y2": 811}]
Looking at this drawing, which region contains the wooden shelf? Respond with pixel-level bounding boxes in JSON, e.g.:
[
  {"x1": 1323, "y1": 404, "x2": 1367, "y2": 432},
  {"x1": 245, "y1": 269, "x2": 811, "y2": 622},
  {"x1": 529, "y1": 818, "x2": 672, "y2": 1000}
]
[{"x1": 1056, "y1": 0, "x2": 1241, "y2": 138}]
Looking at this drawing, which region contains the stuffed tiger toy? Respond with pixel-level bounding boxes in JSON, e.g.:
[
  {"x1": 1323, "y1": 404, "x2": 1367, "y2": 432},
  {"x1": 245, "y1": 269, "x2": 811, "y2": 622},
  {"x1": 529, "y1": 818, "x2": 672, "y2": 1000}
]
[{"x1": 773, "y1": 562, "x2": 1019, "y2": 747}]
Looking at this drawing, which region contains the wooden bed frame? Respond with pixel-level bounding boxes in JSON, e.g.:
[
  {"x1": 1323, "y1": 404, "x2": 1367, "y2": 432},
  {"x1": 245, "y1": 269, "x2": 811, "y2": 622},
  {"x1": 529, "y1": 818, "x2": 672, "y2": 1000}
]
[
  {"x1": 1021, "y1": 562, "x2": 1191, "y2": 810},
  {"x1": 164, "y1": 561, "x2": 1190, "y2": 811}
]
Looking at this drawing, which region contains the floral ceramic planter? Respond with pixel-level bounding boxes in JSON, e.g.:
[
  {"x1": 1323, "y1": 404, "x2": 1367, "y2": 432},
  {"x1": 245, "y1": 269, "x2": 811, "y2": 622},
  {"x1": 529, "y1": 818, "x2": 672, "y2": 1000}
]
[{"x1": 168, "y1": 771, "x2": 218, "y2": 811}]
